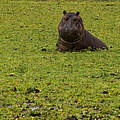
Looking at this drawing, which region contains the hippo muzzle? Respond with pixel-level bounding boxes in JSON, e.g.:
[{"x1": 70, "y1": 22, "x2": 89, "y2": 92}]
[{"x1": 59, "y1": 26, "x2": 80, "y2": 41}]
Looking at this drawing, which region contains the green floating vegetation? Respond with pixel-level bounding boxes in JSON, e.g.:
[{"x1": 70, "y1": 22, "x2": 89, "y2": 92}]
[{"x1": 0, "y1": 0, "x2": 120, "y2": 120}]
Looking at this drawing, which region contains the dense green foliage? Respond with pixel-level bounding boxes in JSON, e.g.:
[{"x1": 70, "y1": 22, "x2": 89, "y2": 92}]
[{"x1": 0, "y1": 0, "x2": 120, "y2": 119}]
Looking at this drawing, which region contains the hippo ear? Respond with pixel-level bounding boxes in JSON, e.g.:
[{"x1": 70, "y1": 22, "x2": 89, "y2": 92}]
[
  {"x1": 76, "y1": 11, "x2": 80, "y2": 16},
  {"x1": 63, "y1": 10, "x2": 67, "y2": 15}
]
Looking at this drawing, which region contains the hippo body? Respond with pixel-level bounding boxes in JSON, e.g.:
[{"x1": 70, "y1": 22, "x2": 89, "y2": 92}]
[{"x1": 56, "y1": 11, "x2": 108, "y2": 51}]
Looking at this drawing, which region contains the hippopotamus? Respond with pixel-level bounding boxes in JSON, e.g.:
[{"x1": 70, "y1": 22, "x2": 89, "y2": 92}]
[{"x1": 56, "y1": 10, "x2": 108, "y2": 51}]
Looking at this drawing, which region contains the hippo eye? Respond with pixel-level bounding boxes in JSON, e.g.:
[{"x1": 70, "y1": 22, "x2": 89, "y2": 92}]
[
  {"x1": 74, "y1": 18, "x2": 77, "y2": 21},
  {"x1": 64, "y1": 17, "x2": 68, "y2": 21},
  {"x1": 73, "y1": 18, "x2": 78, "y2": 22}
]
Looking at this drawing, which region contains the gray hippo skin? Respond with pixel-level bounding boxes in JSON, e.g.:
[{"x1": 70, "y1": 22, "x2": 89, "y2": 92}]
[{"x1": 56, "y1": 10, "x2": 108, "y2": 51}]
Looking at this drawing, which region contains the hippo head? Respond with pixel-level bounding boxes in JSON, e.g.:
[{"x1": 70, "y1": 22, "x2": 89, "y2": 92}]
[{"x1": 58, "y1": 10, "x2": 84, "y2": 42}]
